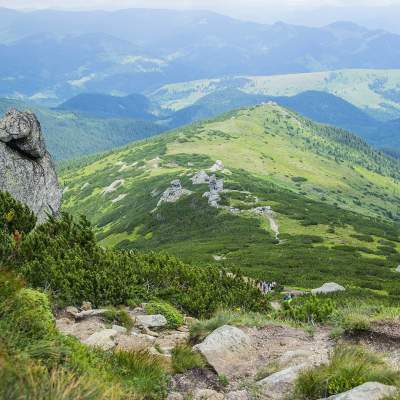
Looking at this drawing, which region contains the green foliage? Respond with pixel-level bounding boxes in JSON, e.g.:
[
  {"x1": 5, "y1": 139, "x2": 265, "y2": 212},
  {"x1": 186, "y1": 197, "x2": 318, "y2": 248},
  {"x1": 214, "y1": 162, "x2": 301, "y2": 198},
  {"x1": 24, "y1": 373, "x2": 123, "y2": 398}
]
[
  {"x1": 105, "y1": 350, "x2": 169, "y2": 399},
  {"x1": 294, "y1": 346, "x2": 399, "y2": 399},
  {"x1": 103, "y1": 308, "x2": 134, "y2": 330},
  {"x1": 5, "y1": 205, "x2": 267, "y2": 317},
  {"x1": 171, "y1": 345, "x2": 205, "y2": 373},
  {"x1": 283, "y1": 296, "x2": 335, "y2": 324},
  {"x1": 0, "y1": 288, "x2": 56, "y2": 342},
  {"x1": 0, "y1": 191, "x2": 36, "y2": 235},
  {"x1": 145, "y1": 301, "x2": 184, "y2": 329}
]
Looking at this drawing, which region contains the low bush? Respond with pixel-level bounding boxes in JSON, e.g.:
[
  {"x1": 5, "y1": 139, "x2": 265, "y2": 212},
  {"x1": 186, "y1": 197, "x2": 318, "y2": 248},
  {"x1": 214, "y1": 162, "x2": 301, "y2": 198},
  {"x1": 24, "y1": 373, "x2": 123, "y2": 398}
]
[
  {"x1": 294, "y1": 346, "x2": 399, "y2": 399},
  {"x1": 171, "y1": 345, "x2": 205, "y2": 373},
  {"x1": 103, "y1": 308, "x2": 134, "y2": 330},
  {"x1": 283, "y1": 296, "x2": 335, "y2": 324},
  {"x1": 0, "y1": 288, "x2": 56, "y2": 342},
  {"x1": 145, "y1": 301, "x2": 184, "y2": 329}
]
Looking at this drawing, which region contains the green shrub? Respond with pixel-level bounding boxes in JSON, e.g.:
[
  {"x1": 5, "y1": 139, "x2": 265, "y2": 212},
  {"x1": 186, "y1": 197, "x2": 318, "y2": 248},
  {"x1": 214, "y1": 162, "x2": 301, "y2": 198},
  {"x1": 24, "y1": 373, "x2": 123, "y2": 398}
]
[
  {"x1": 1, "y1": 288, "x2": 56, "y2": 341},
  {"x1": 0, "y1": 191, "x2": 36, "y2": 235},
  {"x1": 107, "y1": 350, "x2": 169, "y2": 399},
  {"x1": 103, "y1": 307, "x2": 134, "y2": 330},
  {"x1": 145, "y1": 301, "x2": 184, "y2": 329},
  {"x1": 171, "y1": 345, "x2": 205, "y2": 373},
  {"x1": 283, "y1": 296, "x2": 335, "y2": 324},
  {"x1": 294, "y1": 346, "x2": 399, "y2": 399}
]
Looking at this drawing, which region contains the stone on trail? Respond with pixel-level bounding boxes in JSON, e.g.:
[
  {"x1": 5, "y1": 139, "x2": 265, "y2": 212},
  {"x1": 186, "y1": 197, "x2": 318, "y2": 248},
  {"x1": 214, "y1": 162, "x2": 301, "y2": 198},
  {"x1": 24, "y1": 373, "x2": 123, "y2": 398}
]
[
  {"x1": 192, "y1": 389, "x2": 224, "y2": 400},
  {"x1": 257, "y1": 364, "x2": 308, "y2": 399},
  {"x1": 193, "y1": 325, "x2": 252, "y2": 378},
  {"x1": 82, "y1": 328, "x2": 118, "y2": 351},
  {"x1": 135, "y1": 314, "x2": 168, "y2": 329},
  {"x1": 225, "y1": 390, "x2": 250, "y2": 400},
  {"x1": 115, "y1": 332, "x2": 155, "y2": 352},
  {"x1": 311, "y1": 282, "x2": 345, "y2": 294},
  {"x1": 320, "y1": 382, "x2": 397, "y2": 400}
]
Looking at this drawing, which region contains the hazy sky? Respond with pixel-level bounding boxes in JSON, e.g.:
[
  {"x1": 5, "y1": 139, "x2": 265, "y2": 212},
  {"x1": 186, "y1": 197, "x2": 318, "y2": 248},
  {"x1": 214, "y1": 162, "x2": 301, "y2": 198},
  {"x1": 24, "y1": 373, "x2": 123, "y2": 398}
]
[{"x1": 2, "y1": 0, "x2": 400, "y2": 26}]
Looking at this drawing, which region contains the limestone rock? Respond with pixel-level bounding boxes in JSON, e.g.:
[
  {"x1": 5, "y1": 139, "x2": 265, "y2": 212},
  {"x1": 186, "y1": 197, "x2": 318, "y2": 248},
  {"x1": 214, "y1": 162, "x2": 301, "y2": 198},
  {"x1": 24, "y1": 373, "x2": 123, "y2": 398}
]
[
  {"x1": 257, "y1": 364, "x2": 307, "y2": 399},
  {"x1": 312, "y1": 282, "x2": 345, "y2": 295},
  {"x1": 192, "y1": 389, "x2": 224, "y2": 400},
  {"x1": 194, "y1": 325, "x2": 252, "y2": 377},
  {"x1": 320, "y1": 382, "x2": 397, "y2": 400},
  {"x1": 135, "y1": 314, "x2": 168, "y2": 329},
  {"x1": 191, "y1": 170, "x2": 210, "y2": 185},
  {"x1": 82, "y1": 328, "x2": 118, "y2": 350},
  {"x1": 157, "y1": 179, "x2": 192, "y2": 207},
  {"x1": 0, "y1": 109, "x2": 62, "y2": 223}
]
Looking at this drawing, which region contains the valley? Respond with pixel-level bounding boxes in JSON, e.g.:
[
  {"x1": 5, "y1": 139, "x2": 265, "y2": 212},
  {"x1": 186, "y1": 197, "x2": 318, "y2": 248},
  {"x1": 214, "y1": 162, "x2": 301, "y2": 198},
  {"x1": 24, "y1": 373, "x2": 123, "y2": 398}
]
[{"x1": 61, "y1": 103, "x2": 400, "y2": 295}]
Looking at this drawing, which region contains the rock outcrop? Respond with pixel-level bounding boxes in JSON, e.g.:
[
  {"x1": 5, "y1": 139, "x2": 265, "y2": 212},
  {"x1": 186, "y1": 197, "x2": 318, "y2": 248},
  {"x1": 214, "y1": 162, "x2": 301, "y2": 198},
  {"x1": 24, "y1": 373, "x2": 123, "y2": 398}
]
[
  {"x1": 312, "y1": 282, "x2": 345, "y2": 294},
  {"x1": 157, "y1": 179, "x2": 192, "y2": 207},
  {"x1": 203, "y1": 174, "x2": 224, "y2": 207},
  {"x1": 0, "y1": 109, "x2": 61, "y2": 223}
]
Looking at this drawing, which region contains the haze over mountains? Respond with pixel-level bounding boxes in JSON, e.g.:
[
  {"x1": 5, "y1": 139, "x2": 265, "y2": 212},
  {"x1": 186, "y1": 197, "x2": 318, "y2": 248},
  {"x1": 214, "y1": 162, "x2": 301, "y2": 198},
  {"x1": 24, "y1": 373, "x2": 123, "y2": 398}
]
[{"x1": 2, "y1": 8, "x2": 400, "y2": 103}]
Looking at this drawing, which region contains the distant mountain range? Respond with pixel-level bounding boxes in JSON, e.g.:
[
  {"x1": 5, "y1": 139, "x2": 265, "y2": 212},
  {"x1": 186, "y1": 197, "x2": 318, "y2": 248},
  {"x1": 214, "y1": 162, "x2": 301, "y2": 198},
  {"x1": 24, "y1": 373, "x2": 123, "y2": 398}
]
[
  {"x1": 0, "y1": 98, "x2": 163, "y2": 160},
  {"x1": 2, "y1": 8, "x2": 400, "y2": 102},
  {"x1": 7, "y1": 87, "x2": 395, "y2": 160}
]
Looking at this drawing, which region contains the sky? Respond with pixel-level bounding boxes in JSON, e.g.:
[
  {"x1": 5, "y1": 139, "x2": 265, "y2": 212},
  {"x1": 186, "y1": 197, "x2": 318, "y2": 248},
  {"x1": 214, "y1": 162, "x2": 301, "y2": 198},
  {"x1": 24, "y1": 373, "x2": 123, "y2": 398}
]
[{"x1": 2, "y1": 0, "x2": 400, "y2": 27}]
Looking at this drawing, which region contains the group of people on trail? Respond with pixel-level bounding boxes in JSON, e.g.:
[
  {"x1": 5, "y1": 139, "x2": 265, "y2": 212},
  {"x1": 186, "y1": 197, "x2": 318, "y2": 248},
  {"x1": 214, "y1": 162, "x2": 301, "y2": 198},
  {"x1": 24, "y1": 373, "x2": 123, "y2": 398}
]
[{"x1": 258, "y1": 280, "x2": 277, "y2": 294}]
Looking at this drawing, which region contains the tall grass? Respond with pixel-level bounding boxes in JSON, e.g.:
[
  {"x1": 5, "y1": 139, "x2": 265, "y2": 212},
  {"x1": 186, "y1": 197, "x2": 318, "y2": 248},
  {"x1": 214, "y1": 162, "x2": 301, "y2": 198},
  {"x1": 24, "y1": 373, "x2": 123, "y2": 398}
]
[{"x1": 294, "y1": 345, "x2": 399, "y2": 399}]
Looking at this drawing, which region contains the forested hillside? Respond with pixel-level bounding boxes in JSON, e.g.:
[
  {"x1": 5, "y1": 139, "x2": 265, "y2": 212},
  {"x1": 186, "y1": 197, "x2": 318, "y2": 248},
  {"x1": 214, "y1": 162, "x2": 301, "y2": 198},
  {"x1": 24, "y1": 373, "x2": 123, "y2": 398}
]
[{"x1": 61, "y1": 103, "x2": 400, "y2": 294}]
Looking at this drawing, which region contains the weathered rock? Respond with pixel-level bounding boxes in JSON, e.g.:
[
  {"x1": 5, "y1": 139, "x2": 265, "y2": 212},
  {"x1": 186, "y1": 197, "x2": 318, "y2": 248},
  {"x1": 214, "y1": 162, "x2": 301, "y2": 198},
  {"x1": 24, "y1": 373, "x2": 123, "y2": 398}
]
[
  {"x1": 115, "y1": 332, "x2": 155, "y2": 351},
  {"x1": 257, "y1": 364, "x2": 307, "y2": 399},
  {"x1": 192, "y1": 389, "x2": 224, "y2": 400},
  {"x1": 65, "y1": 306, "x2": 79, "y2": 318},
  {"x1": 157, "y1": 179, "x2": 192, "y2": 206},
  {"x1": 320, "y1": 382, "x2": 397, "y2": 400},
  {"x1": 225, "y1": 391, "x2": 250, "y2": 400},
  {"x1": 191, "y1": 170, "x2": 210, "y2": 185},
  {"x1": 194, "y1": 325, "x2": 252, "y2": 377},
  {"x1": 112, "y1": 324, "x2": 127, "y2": 334},
  {"x1": 311, "y1": 282, "x2": 345, "y2": 294},
  {"x1": 203, "y1": 175, "x2": 224, "y2": 207},
  {"x1": 56, "y1": 317, "x2": 106, "y2": 341},
  {"x1": 74, "y1": 309, "x2": 107, "y2": 320},
  {"x1": 136, "y1": 314, "x2": 168, "y2": 329},
  {"x1": 82, "y1": 328, "x2": 118, "y2": 350},
  {"x1": 209, "y1": 160, "x2": 224, "y2": 172},
  {"x1": 81, "y1": 301, "x2": 92, "y2": 311},
  {"x1": 0, "y1": 109, "x2": 62, "y2": 223},
  {"x1": 167, "y1": 393, "x2": 184, "y2": 400}
]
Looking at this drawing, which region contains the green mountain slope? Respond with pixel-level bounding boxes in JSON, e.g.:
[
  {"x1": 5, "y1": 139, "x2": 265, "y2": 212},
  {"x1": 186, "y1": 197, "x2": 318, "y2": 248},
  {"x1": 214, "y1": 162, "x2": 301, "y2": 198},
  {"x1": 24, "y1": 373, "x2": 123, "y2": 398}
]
[
  {"x1": 0, "y1": 98, "x2": 163, "y2": 160},
  {"x1": 150, "y1": 69, "x2": 400, "y2": 121},
  {"x1": 61, "y1": 103, "x2": 400, "y2": 293}
]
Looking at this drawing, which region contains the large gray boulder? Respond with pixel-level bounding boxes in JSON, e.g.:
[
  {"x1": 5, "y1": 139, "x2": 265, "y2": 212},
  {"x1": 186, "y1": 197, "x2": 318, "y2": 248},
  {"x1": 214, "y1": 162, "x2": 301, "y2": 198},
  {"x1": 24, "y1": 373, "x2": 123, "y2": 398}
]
[
  {"x1": 320, "y1": 382, "x2": 397, "y2": 400},
  {"x1": 0, "y1": 109, "x2": 62, "y2": 223},
  {"x1": 312, "y1": 282, "x2": 345, "y2": 295},
  {"x1": 257, "y1": 364, "x2": 308, "y2": 399},
  {"x1": 193, "y1": 325, "x2": 252, "y2": 377}
]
